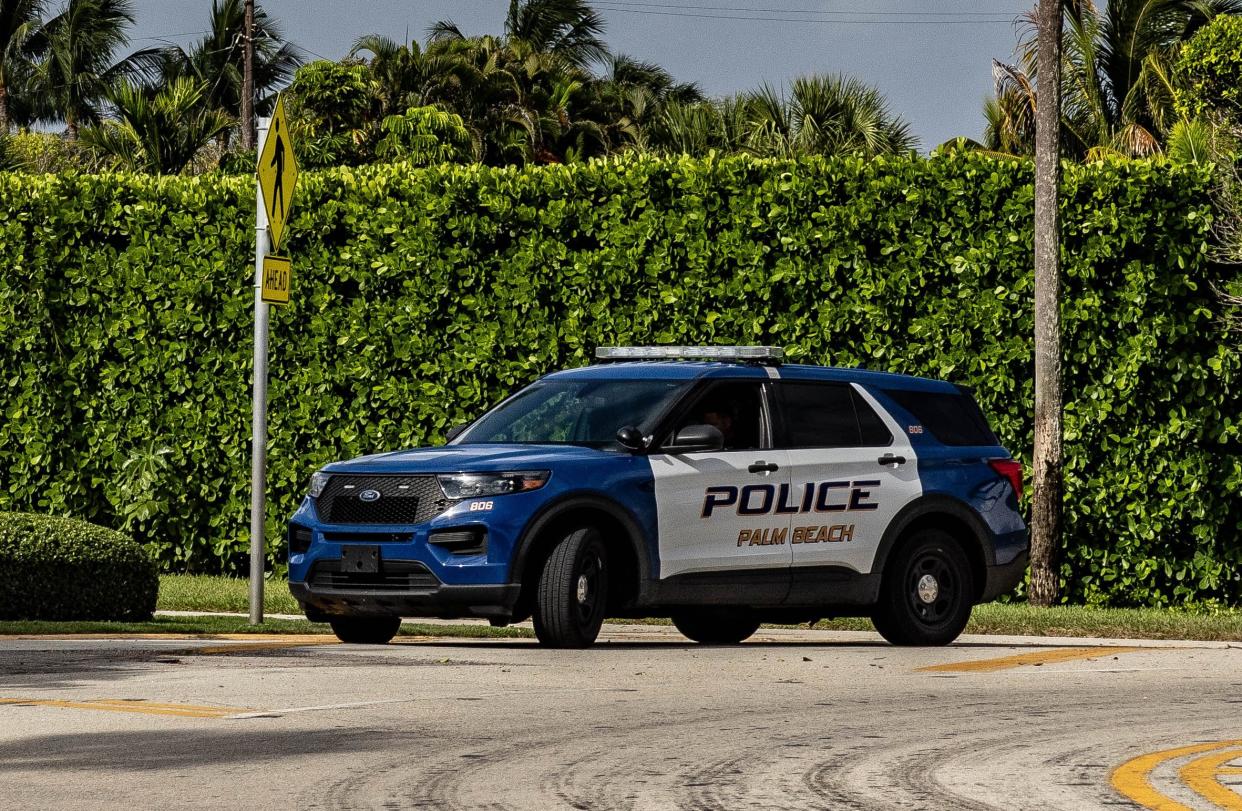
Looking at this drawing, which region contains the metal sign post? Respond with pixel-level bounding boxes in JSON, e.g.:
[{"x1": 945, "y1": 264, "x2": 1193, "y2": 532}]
[
  {"x1": 249, "y1": 95, "x2": 298, "y2": 625},
  {"x1": 249, "y1": 115, "x2": 272, "y2": 624}
]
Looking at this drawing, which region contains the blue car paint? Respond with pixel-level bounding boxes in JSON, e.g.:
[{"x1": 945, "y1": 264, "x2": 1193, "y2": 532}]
[
  {"x1": 864, "y1": 387, "x2": 1028, "y2": 567},
  {"x1": 288, "y1": 444, "x2": 659, "y2": 587}
]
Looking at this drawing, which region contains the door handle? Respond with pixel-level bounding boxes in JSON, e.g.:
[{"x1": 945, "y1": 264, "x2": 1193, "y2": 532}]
[
  {"x1": 748, "y1": 461, "x2": 779, "y2": 473},
  {"x1": 878, "y1": 453, "x2": 907, "y2": 466}
]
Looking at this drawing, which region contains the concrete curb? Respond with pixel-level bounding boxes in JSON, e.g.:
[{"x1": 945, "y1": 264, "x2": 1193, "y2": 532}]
[{"x1": 152, "y1": 611, "x2": 1239, "y2": 649}]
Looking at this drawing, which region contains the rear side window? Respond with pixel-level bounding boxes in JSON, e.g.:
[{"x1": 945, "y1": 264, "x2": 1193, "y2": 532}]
[
  {"x1": 882, "y1": 388, "x2": 998, "y2": 446},
  {"x1": 778, "y1": 382, "x2": 893, "y2": 448}
]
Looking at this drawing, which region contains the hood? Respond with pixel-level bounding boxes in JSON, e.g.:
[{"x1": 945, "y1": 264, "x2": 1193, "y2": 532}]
[{"x1": 322, "y1": 443, "x2": 617, "y2": 474}]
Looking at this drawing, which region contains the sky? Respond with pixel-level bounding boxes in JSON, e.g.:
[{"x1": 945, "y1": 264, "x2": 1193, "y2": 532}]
[{"x1": 123, "y1": 0, "x2": 1036, "y2": 150}]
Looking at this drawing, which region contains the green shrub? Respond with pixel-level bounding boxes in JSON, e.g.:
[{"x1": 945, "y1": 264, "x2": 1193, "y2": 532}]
[
  {"x1": 0, "y1": 513, "x2": 158, "y2": 620},
  {"x1": 0, "y1": 155, "x2": 1237, "y2": 605},
  {"x1": 0, "y1": 131, "x2": 107, "y2": 173},
  {"x1": 1176, "y1": 15, "x2": 1242, "y2": 125}
]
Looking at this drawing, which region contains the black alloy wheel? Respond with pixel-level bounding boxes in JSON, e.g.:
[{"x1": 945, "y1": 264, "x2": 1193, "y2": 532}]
[
  {"x1": 872, "y1": 529, "x2": 974, "y2": 646},
  {"x1": 533, "y1": 527, "x2": 609, "y2": 648}
]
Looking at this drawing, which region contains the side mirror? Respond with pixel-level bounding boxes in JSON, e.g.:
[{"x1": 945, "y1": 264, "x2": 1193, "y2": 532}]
[
  {"x1": 616, "y1": 425, "x2": 646, "y2": 451},
  {"x1": 445, "y1": 424, "x2": 469, "y2": 443},
  {"x1": 667, "y1": 424, "x2": 724, "y2": 453}
]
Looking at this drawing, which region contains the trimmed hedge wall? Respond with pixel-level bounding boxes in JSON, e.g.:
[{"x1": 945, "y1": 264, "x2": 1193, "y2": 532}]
[
  {"x1": 0, "y1": 155, "x2": 1238, "y2": 605},
  {"x1": 0, "y1": 513, "x2": 158, "y2": 620}
]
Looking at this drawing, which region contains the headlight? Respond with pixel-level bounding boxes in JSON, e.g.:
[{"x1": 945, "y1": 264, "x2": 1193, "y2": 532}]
[
  {"x1": 308, "y1": 471, "x2": 331, "y2": 498},
  {"x1": 437, "y1": 471, "x2": 550, "y2": 500}
]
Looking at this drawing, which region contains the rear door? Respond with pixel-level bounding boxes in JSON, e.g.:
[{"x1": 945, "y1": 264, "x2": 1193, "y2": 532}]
[
  {"x1": 649, "y1": 378, "x2": 792, "y2": 600},
  {"x1": 774, "y1": 380, "x2": 922, "y2": 597}
]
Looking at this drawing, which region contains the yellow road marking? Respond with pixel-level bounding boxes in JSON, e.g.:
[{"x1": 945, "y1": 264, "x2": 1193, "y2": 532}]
[
  {"x1": 918, "y1": 646, "x2": 1144, "y2": 673},
  {"x1": 1111, "y1": 740, "x2": 1242, "y2": 811},
  {"x1": 1180, "y1": 747, "x2": 1242, "y2": 810},
  {"x1": 0, "y1": 698, "x2": 247, "y2": 719},
  {"x1": 188, "y1": 638, "x2": 340, "y2": 655}
]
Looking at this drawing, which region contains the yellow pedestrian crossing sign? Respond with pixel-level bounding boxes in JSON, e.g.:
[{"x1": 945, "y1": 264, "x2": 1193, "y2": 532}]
[
  {"x1": 257, "y1": 95, "x2": 298, "y2": 252},
  {"x1": 261, "y1": 255, "x2": 291, "y2": 305}
]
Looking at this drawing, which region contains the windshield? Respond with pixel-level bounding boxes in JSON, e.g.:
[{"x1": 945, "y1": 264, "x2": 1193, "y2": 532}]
[{"x1": 459, "y1": 379, "x2": 688, "y2": 446}]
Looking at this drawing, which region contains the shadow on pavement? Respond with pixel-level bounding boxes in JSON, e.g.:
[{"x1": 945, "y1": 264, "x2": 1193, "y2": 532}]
[
  {"x1": 0, "y1": 727, "x2": 405, "y2": 773},
  {"x1": 391, "y1": 638, "x2": 1096, "y2": 651}
]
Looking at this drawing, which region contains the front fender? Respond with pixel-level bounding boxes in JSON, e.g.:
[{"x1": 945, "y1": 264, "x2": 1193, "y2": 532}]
[{"x1": 510, "y1": 493, "x2": 655, "y2": 590}]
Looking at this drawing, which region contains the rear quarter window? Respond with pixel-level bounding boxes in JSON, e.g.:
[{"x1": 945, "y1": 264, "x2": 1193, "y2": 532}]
[
  {"x1": 777, "y1": 381, "x2": 893, "y2": 448},
  {"x1": 882, "y1": 388, "x2": 998, "y2": 446}
]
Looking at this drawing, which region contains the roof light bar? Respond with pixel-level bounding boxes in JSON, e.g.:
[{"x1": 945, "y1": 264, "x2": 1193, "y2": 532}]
[{"x1": 595, "y1": 346, "x2": 784, "y2": 364}]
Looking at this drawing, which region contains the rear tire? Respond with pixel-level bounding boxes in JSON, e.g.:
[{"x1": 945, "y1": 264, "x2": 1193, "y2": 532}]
[
  {"x1": 329, "y1": 616, "x2": 402, "y2": 644},
  {"x1": 872, "y1": 529, "x2": 973, "y2": 646},
  {"x1": 672, "y1": 611, "x2": 761, "y2": 645},
  {"x1": 533, "y1": 527, "x2": 609, "y2": 648}
]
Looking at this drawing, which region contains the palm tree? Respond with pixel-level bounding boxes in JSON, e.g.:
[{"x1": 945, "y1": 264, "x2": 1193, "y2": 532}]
[
  {"x1": 745, "y1": 74, "x2": 917, "y2": 158},
  {"x1": 422, "y1": 0, "x2": 614, "y2": 163},
  {"x1": 431, "y1": 0, "x2": 608, "y2": 69},
  {"x1": 186, "y1": 0, "x2": 298, "y2": 119},
  {"x1": 987, "y1": 0, "x2": 1242, "y2": 158},
  {"x1": 81, "y1": 76, "x2": 230, "y2": 172},
  {"x1": 349, "y1": 34, "x2": 466, "y2": 119},
  {"x1": 599, "y1": 53, "x2": 701, "y2": 150},
  {"x1": 0, "y1": 0, "x2": 43, "y2": 131},
  {"x1": 148, "y1": 0, "x2": 299, "y2": 146},
  {"x1": 31, "y1": 0, "x2": 140, "y2": 138},
  {"x1": 650, "y1": 75, "x2": 915, "y2": 159},
  {"x1": 650, "y1": 95, "x2": 751, "y2": 156}
]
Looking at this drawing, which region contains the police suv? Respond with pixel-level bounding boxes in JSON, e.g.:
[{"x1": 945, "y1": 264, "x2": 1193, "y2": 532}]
[{"x1": 288, "y1": 347, "x2": 1028, "y2": 648}]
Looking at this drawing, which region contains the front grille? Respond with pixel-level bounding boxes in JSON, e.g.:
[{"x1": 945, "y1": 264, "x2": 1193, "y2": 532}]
[
  {"x1": 317, "y1": 475, "x2": 450, "y2": 525},
  {"x1": 308, "y1": 559, "x2": 440, "y2": 591}
]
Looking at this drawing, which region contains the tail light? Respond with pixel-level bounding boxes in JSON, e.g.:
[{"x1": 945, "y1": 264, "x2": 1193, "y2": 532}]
[{"x1": 988, "y1": 458, "x2": 1024, "y2": 500}]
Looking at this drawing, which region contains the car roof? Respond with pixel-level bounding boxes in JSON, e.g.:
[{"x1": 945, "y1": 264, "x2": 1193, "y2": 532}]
[{"x1": 545, "y1": 362, "x2": 956, "y2": 392}]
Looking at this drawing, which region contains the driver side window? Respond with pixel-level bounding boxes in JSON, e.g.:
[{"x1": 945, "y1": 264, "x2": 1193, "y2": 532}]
[{"x1": 669, "y1": 381, "x2": 766, "y2": 451}]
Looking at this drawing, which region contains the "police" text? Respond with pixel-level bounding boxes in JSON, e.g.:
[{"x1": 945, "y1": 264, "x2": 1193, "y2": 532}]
[{"x1": 703, "y1": 481, "x2": 880, "y2": 518}]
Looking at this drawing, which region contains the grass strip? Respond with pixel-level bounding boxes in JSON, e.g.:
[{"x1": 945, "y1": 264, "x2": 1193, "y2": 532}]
[
  {"x1": 958, "y1": 602, "x2": 1242, "y2": 641},
  {"x1": 159, "y1": 574, "x2": 303, "y2": 616}
]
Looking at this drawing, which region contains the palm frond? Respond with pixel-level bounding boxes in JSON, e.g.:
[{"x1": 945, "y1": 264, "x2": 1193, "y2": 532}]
[{"x1": 427, "y1": 20, "x2": 465, "y2": 43}]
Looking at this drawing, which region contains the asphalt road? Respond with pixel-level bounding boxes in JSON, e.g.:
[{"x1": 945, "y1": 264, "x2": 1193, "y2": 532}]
[{"x1": 1, "y1": 623, "x2": 1240, "y2": 810}]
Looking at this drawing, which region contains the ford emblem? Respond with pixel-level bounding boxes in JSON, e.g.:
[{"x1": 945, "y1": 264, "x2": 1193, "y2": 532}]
[{"x1": 358, "y1": 489, "x2": 381, "y2": 503}]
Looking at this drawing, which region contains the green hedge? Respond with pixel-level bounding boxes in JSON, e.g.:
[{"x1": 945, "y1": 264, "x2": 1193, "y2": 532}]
[
  {"x1": 0, "y1": 513, "x2": 158, "y2": 620},
  {"x1": 0, "y1": 155, "x2": 1238, "y2": 606}
]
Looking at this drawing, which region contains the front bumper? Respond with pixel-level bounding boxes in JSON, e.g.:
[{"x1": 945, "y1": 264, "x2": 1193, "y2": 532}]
[
  {"x1": 291, "y1": 580, "x2": 521, "y2": 621},
  {"x1": 285, "y1": 490, "x2": 542, "y2": 621}
]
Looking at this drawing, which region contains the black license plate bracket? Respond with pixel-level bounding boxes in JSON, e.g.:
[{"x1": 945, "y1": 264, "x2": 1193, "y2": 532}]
[{"x1": 341, "y1": 545, "x2": 381, "y2": 574}]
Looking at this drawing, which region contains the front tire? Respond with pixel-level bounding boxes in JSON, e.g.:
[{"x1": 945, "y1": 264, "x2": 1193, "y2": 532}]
[
  {"x1": 872, "y1": 529, "x2": 974, "y2": 646},
  {"x1": 672, "y1": 611, "x2": 761, "y2": 644},
  {"x1": 329, "y1": 616, "x2": 402, "y2": 644},
  {"x1": 533, "y1": 527, "x2": 609, "y2": 648}
]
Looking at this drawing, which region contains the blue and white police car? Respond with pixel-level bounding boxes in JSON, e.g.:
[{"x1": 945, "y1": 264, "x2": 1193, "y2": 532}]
[{"x1": 287, "y1": 346, "x2": 1028, "y2": 648}]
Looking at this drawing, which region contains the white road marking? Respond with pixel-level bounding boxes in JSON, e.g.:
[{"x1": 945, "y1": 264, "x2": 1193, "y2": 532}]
[{"x1": 227, "y1": 698, "x2": 415, "y2": 718}]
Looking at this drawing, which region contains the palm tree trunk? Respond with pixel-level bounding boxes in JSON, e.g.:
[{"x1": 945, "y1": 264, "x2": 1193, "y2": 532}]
[
  {"x1": 0, "y1": 82, "x2": 8, "y2": 133},
  {"x1": 1030, "y1": 0, "x2": 1063, "y2": 607},
  {"x1": 66, "y1": 112, "x2": 79, "y2": 141}
]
